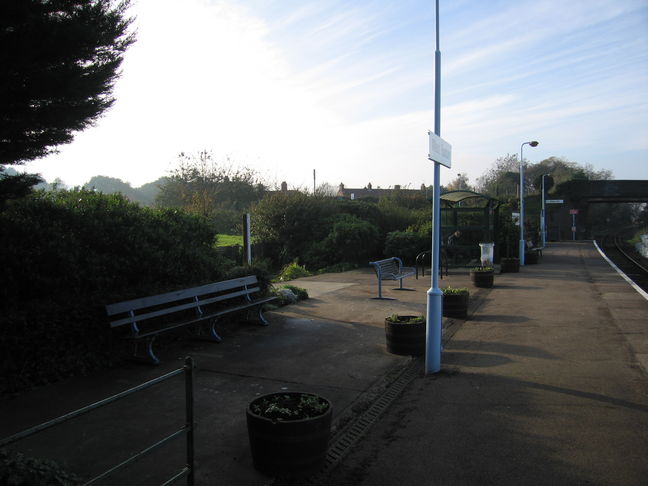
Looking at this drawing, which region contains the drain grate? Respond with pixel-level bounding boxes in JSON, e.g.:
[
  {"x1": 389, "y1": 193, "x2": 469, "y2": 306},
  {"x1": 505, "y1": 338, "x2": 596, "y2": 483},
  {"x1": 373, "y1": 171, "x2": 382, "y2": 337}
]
[
  {"x1": 271, "y1": 307, "x2": 481, "y2": 486},
  {"x1": 282, "y1": 358, "x2": 422, "y2": 486}
]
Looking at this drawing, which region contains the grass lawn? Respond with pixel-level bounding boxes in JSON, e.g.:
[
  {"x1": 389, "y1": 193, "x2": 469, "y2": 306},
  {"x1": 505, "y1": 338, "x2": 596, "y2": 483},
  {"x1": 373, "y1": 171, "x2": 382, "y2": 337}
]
[{"x1": 216, "y1": 234, "x2": 244, "y2": 247}]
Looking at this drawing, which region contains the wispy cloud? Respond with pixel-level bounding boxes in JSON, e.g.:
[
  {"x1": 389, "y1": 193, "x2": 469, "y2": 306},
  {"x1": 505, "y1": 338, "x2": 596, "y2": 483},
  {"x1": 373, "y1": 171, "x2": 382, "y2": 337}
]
[{"x1": 25, "y1": 0, "x2": 648, "y2": 188}]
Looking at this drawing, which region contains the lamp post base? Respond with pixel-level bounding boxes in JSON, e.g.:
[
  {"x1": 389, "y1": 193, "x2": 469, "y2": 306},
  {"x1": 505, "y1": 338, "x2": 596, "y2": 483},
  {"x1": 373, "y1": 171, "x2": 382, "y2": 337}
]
[{"x1": 425, "y1": 288, "x2": 442, "y2": 374}]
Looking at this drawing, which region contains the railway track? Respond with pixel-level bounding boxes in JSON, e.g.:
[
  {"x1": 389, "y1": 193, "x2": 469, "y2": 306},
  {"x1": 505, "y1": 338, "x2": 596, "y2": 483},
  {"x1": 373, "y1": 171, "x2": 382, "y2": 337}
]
[{"x1": 599, "y1": 233, "x2": 648, "y2": 294}]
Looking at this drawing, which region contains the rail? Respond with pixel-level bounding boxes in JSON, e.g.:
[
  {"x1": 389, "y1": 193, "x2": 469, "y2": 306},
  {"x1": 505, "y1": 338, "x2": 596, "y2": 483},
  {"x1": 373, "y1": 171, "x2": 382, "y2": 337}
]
[
  {"x1": 0, "y1": 356, "x2": 195, "y2": 486},
  {"x1": 598, "y1": 233, "x2": 648, "y2": 294},
  {"x1": 415, "y1": 250, "x2": 447, "y2": 279}
]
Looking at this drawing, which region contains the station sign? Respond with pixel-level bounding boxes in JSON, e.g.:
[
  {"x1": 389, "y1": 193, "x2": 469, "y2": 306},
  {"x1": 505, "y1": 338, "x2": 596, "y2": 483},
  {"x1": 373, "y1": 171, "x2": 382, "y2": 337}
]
[
  {"x1": 545, "y1": 199, "x2": 563, "y2": 204},
  {"x1": 428, "y1": 131, "x2": 452, "y2": 168}
]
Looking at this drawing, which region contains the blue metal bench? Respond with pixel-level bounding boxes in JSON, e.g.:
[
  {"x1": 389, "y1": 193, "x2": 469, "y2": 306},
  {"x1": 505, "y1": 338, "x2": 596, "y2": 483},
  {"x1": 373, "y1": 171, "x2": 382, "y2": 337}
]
[{"x1": 369, "y1": 257, "x2": 416, "y2": 300}]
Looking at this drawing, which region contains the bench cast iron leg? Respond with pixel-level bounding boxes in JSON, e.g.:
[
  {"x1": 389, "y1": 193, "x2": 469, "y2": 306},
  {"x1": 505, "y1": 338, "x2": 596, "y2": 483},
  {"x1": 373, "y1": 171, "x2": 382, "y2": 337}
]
[
  {"x1": 371, "y1": 278, "x2": 395, "y2": 300},
  {"x1": 257, "y1": 305, "x2": 270, "y2": 326},
  {"x1": 194, "y1": 318, "x2": 222, "y2": 342},
  {"x1": 132, "y1": 338, "x2": 160, "y2": 365}
]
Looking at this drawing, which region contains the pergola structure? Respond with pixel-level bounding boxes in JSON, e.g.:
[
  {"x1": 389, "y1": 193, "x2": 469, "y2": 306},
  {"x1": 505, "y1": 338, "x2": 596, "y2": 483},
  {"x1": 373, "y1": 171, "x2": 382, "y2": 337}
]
[{"x1": 440, "y1": 190, "x2": 500, "y2": 266}]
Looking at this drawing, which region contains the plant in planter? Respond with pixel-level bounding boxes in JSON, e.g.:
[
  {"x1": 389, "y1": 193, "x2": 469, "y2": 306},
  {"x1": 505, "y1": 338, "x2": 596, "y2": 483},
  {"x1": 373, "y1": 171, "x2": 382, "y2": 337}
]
[
  {"x1": 384, "y1": 314, "x2": 425, "y2": 356},
  {"x1": 500, "y1": 257, "x2": 520, "y2": 273},
  {"x1": 442, "y1": 287, "x2": 470, "y2": 318},
  {"x1": 246, "y1": 392, "x2": 332, "y2": 476},
  {"x1": 470, "y1": 266, "x2": 495, "y2": 288}
]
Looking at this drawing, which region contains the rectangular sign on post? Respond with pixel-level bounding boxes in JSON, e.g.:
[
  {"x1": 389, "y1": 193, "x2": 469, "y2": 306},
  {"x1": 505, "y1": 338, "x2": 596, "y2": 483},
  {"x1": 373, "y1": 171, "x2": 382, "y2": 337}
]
[
  {"x1": 546, "y1": 199, "x2": 563, "y2": 204},
  {"x1": 428, "y1": 131, "x2": 452, "y2": 168},
  {"x1": 569, "y1": 209, "x2": 579, "y2": 215}
]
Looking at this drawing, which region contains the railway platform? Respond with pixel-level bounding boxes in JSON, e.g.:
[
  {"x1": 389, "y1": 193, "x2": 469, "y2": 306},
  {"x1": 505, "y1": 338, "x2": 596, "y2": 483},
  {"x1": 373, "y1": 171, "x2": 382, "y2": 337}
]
[{"x1": 1, "y1": 241, "x2": 647, "y2": 485}]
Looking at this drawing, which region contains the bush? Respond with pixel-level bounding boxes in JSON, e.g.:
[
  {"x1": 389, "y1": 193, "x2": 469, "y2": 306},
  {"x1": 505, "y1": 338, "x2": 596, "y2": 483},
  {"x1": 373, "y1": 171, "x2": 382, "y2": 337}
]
[
  {"x1": 280, "y1": 284, "x2": 309, "y2": 300},
  {"x1": 225, "y1": 263, "x2": 273, "y2": 295},
  {"x1": 0, "y1": 449, "x2": 81, "y2": 486},
  {"x1": 275, "y1": 262, "x2": 312, "y2": 282},
  {"x1": 383, "y1": 231, "x2": 428, "y2": 265},
  {"x1": 0, "y1": 189, "x2": 228, "y2": 393},
  {"x1": 306, "y1": 214, "x2": 380, "y2": 268},
  {"x1": 251, "y1": 193, "x2": 336, "y2": 266}
]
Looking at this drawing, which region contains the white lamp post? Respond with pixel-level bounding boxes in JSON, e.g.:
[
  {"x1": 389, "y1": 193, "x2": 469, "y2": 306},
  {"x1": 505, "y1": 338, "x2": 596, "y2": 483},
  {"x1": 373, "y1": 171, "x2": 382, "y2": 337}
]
[{"x1": 518, "y1": 140, "x2": 539, "y2": 265}]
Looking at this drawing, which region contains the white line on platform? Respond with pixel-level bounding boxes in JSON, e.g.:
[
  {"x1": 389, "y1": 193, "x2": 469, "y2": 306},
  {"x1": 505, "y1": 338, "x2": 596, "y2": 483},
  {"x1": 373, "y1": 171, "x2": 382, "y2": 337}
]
[{"x1": 593, "y1": 240, "x2": 648, "y2": 301}]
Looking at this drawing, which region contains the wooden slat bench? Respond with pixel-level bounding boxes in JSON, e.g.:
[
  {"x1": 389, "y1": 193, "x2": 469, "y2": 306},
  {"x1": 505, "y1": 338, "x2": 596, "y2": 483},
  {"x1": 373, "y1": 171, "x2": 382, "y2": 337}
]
[
  {"x1": 106, "y1": 275, "x2": 276, "y2": 364},
  {"x1": 369, "y1": 257, "x2": 416, "y2": 300}
]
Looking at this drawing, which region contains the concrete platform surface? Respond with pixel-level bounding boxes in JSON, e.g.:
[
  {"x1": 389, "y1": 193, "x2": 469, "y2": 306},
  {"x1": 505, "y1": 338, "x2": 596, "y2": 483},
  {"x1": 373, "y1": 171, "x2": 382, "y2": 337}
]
[{"x1": 1, "y1": 242, "x2": 647, "y2": 485}]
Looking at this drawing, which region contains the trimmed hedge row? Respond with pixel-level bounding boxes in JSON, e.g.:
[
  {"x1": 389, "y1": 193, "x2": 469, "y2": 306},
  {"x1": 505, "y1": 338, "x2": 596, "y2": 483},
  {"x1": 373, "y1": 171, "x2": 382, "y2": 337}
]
[{"x1": 0, "y1": 189, "x2": 233, "y2": 394}]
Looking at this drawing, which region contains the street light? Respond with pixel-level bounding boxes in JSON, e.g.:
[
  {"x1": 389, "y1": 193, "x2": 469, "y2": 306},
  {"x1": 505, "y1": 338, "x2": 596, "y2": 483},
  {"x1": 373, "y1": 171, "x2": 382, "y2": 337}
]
[
  {"x1": 540, "y1": 173, "x2": 549, "y2": 248},
  {"x1": 519, "y1": 140, "x2": 539, "y2": 265}
]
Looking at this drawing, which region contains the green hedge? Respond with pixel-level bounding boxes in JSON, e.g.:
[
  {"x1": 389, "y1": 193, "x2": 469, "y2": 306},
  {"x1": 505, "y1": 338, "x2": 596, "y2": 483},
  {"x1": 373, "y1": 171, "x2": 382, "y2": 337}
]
[
  {"x1": 383, "y1": 231, "x2": 429, "y2": 265},
  {"x1": 0, "y1": 189, "x2": 228, "y2": 393}
]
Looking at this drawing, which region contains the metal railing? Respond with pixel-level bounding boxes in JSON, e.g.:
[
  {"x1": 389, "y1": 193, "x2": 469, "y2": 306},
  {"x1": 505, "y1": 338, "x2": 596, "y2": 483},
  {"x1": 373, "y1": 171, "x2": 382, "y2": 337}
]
[
  {"x1": 415, "y1": 250, "x2": 448, "y2": 279},
  {"x1": 0, "y1": 356, "x2": 195, "y2": 486}
]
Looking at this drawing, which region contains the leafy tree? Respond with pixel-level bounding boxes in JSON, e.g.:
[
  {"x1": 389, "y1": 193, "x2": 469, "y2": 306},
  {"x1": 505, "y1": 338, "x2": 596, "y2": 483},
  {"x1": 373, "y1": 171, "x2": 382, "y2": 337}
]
[
  {"x1": 476, "y1": 154, "x2": 520, "y2": 197},
  {"x1": 476, "y1": 155, "x2": 613, "y2": 198},
  {"x1": 82, "y1": 175, "x2": 163, "y2": 206},
  {"x1": 0, "y1": 0, "x2": 135, "y2": 201},
  {"x1": 84, "y1": 175, "x2": 133, "y2": 195},
  {"x1": 251, "y1": 192, "x2": 337, "y2": 266},
  {"x1": 445, "y1": 173, "x2": 473, "y2": 192},
  {"x1": 157, "y1": 151, "x2": 266, "y2": 229}
]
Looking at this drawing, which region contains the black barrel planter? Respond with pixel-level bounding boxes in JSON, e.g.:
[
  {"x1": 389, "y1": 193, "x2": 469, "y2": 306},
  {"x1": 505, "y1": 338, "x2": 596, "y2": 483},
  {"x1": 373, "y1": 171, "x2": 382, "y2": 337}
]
[
  {"x1": 247, "y1": 392, "x2": 332, "y2": 476},
  {"x1": 442, "y1": 291, "x2": 469, "y2": 318},
  {"x1": 384, "y1": 315, "x2": 425, "y2": 356},
  {"x1": 500, "y1": 258, "x2": 520, "y2": 273},
  {"x1": 470, "y1": 268, "x2": 494, "y2": 288}
]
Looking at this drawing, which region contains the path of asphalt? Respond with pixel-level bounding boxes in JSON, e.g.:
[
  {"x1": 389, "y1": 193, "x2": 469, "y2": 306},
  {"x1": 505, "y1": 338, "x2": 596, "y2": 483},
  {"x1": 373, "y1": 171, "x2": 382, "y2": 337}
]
[{"x1": 0, "y1": 242, "x2": 646, "y2": 485}]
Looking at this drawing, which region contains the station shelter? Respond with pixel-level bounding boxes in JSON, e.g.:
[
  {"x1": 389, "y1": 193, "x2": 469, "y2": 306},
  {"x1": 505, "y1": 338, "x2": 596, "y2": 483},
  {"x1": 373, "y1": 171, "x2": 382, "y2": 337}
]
[{"x1": 440, "y1": 190, "x2": 500, "y2": 267}]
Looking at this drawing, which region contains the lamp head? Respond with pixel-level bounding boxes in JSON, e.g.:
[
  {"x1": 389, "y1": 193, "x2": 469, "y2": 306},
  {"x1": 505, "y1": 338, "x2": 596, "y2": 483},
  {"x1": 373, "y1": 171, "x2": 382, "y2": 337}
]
[{"x1": 529, "y1": 141, "x2": 539, "y2": 147}]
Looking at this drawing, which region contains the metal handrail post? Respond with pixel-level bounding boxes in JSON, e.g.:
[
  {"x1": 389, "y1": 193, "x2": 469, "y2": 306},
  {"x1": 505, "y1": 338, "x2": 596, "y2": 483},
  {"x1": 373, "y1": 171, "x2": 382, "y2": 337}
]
[{"x1": 185, "y1": 356, "x2": 195, "y2": 486}]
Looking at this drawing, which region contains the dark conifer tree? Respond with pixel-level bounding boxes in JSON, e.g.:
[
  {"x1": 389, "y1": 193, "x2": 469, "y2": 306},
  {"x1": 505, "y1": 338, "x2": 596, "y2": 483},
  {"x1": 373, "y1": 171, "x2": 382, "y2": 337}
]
[{"x1": 0, "y1": 0, "x2": 135, "y2": 195}]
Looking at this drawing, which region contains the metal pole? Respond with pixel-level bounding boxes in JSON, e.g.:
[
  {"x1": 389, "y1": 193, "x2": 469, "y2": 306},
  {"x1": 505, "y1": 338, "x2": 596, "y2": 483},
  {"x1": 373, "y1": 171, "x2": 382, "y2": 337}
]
[
  {"x1": 243, "y1": 213, "x2": 252, "y2": 265},
  {"x1": 519, "y1": 143, "x2": 526, "y2": 265},
  {"x1": 184, "y1": 356, "x2": 195, "y2": 486},
  {"x1": 425, "y1": 0, "x2": 442, "y2": 375},
  {"x1": 541, "y1": 174, "x2": 546, "y2": 248}
]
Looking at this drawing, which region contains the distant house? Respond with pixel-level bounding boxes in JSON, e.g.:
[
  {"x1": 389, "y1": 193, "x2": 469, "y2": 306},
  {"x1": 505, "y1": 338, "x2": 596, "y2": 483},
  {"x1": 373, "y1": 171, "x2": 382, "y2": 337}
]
[
  {"x1": 336, "y1": 182, "x2": 428, "y2": 201},
  {"x1": 266, "y1": 181, "x2": 300, "y2": 196}
]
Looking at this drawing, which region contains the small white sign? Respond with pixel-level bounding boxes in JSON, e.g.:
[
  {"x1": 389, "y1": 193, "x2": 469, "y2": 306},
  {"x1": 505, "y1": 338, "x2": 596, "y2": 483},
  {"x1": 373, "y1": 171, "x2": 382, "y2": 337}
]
[
  {"x1": 428, "y1": 131, "x2": 452, "y2": 168},
  {"x1": 546, "y1": 199, "x2": 563, "y2": 204},
  {"x1": 512, "y1": 212, "x2": 520, "y2": 226}
]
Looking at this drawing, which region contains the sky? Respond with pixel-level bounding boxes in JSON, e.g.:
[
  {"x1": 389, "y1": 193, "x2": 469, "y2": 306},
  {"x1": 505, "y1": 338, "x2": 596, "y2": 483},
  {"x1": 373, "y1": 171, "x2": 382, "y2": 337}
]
[{"x1": 24, "y1": 0, "x2": 648, "y2": 190}]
